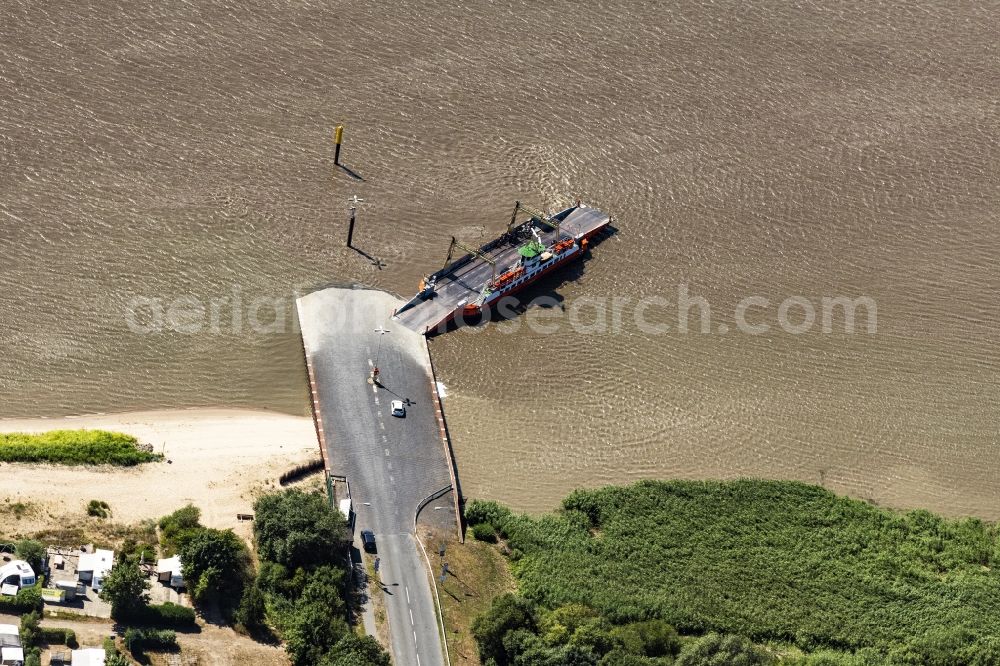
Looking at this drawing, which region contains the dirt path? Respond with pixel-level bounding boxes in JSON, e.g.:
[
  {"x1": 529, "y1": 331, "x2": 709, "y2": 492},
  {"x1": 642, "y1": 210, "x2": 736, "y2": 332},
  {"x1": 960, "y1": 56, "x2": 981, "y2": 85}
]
[{"x1": 0, "y1": 613, "x2": 289, "y2": 666}]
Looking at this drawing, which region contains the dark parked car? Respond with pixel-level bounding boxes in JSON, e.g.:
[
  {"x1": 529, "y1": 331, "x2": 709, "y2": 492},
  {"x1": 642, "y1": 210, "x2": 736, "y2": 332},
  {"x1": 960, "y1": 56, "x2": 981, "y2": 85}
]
[{"x1": 361, "y1": 530, "x2": 377, "y2": 553}]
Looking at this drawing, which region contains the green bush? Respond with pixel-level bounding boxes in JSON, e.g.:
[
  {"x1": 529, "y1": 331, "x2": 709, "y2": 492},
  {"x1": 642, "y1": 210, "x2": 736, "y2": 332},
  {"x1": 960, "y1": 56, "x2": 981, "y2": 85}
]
[
  {"x1": 471, "y1": 522, "x2": 498, "y2": 543},
  {"x1": 158, "y1": 504, "x2": 202, "y2": 554},
  {"x1": 23, "y1": 647, "x2": 41, "y2": 666},
  {"x1": 129, "y1": 602, "x2": 197, "y2": 628},
  {"x1": 19, "y1": 610, "x2": 40, "y2": 647},
  {"x1": 465, "y1": 500, "x2": 513, "y2": 532},
  {"x1": 0, "y1": 585, "x2": 43, "y2": 613},
  {"x1": 39, "y1": 627, "x2": 78, "y2": 648},
  {"x1": 124, "y1": 628, "x2": 177, "y2": 654},
  {"x1": 86, "y1": 499, "x2": 111, "y2": 518},
  {"x1": 0, "y1": 430, "x2": 160, "y2": 466},
  {"x1": 676, "y1": 633, "x2": 772, "y2": 665}
]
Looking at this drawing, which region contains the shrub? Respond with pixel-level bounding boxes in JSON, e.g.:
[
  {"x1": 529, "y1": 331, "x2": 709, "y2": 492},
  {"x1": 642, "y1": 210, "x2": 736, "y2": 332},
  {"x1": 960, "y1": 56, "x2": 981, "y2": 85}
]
[
  {"x1": 39, "y1": 627, "x2": 78, "y2": 648},
  {"x1": 676, "y1": 633, "x2": 772, "y2": 666},
  {"x1": 0, "y1": 430, "x2": 160, "y2": 465},
  {"x1": 158, "y1": 505, "x2": 202, "y2": 554},
  {"x1": 465, "y1": 500, "x2": 513, "y2": 532},
  {"x1": 472, "y1": 593, "x2": 537, "y2": 666},
  {"x1": 124, "y1": 628, "x2": 177, "y2": 654},
  {"x1": 131, "y1": 602, "x2": 197, "y2": 628},
  {"x1": 0, "y1": 585, "x2": 43, "y2": 613},
  {"x1": 19, "y1": 610, "x2": 40, "y2": 647},
  {"x1": 23, "y1": 647, "x2": 41, "y2": 666},
  {"x1": 471, "y1": 522, "x2": 498, "y2": 543},
  {"x1": 86, "y1": 499, "x2": 111, "y2": 518}
]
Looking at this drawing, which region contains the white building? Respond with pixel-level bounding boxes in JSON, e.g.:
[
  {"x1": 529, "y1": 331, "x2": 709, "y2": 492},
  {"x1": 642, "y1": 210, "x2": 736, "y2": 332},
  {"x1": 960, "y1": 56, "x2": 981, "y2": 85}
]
[
  {"x1": 0, "y1": 561, "x2": 35, "y2": 590},
  {"x1": 71, "y1": 649, "x2": 106, "y2": 666},
  {"x1": 77, "y1": 549, "x2": 114, "y2": 591},
  {"x1": 0, "y1": 624, "x2": 22, "y2": 666},
  {"x1": 156, "y1": 555, "x2": 185, "y2": 588}
]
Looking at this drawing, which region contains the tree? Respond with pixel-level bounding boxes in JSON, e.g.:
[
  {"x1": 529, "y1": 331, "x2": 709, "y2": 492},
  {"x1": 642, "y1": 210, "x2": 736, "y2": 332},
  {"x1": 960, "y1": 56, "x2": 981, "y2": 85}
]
[
  {"x1": 178, "y1": 528, "x2": 248, "y2": 607},
  {"x1": 319, "y1": 635, "x2": 391, "y2": 666},
  {"x1": 15, "y1": 540, "x2": 44, "y2": 574},
  {"x1": 253, "y1": 489, "x2": 348, "y2": 570},
  {"x1": 99, "y1": 558, "x2": 149, "y2": 620},
  {"x1": 472, "y1": 594, "x2": 537, "y2": 666},
  {"x1": 676, "y1": 633, "x2": 773, "y2": 666}
]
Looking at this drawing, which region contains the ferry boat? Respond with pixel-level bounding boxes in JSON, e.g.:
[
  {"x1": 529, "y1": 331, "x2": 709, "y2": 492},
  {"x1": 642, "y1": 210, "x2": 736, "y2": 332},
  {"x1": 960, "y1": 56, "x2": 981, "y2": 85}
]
[{"x1": 393, "y1": 201, "x2": 612, "y2": 334}]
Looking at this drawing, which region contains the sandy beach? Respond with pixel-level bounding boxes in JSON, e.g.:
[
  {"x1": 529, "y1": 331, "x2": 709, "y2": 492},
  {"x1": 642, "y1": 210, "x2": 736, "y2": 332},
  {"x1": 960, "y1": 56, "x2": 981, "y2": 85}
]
[{"x1": 0, "y1": 409, "x2": 320, "y2": 538}]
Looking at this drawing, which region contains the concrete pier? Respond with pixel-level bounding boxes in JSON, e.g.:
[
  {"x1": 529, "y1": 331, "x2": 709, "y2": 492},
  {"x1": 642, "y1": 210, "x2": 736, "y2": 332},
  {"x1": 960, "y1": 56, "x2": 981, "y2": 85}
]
[{"x1": 297, "y1": 285, "x2": 460, "y2": 666}]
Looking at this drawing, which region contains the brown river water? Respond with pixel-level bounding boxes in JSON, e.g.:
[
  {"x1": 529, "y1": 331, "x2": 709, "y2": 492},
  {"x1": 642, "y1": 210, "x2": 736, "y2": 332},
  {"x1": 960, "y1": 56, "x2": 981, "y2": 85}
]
[{"x1": 2, "y1": 1, "x2": 998, "y2": 516}]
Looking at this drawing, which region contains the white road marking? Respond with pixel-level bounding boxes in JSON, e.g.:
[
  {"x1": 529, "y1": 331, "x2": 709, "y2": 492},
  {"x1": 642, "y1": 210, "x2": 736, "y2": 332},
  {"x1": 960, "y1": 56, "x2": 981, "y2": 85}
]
[
  {"x1": 385, "y1": 448, "x2": 390, "y2": 456},
  {"x1": 380, "y1": 422, "x2": 385, "y2": 430},
  {"x1": 406, "y1": 586, "x2": 410, "y2": 603},
  {"x1": 409, "y1": 609, "x2": 414, "y2": 625},
  {"x1": 368, "y1": 358, "x2": 373, "y2": 367}
]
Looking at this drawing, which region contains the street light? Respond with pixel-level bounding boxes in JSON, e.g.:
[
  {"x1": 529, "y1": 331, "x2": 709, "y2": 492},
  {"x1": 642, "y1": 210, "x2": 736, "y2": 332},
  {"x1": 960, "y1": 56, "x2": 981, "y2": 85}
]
[{"x1": 372, "y1": 325, "x2": 390, "y2": 383}]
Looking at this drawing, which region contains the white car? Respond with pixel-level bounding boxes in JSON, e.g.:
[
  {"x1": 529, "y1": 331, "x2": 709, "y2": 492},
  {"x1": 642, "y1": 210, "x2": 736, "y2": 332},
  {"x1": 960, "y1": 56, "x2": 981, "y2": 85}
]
[{"x1": 390, "y1": 400, "x2": 406, "y2": 417}]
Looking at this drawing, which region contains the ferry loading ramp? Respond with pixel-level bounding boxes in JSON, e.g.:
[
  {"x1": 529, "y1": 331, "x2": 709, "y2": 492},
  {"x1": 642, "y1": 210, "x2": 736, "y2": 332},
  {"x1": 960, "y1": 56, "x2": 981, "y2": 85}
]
[{"x1": 394, "y1": 204, "x2": 611, "y2": 334}]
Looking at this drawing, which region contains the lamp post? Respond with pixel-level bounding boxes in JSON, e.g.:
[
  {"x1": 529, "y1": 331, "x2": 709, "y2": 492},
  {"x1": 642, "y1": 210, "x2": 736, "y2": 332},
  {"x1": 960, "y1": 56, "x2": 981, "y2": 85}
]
[{"x1": 372, "y1": 325, "x2": 390, "y2": 383}]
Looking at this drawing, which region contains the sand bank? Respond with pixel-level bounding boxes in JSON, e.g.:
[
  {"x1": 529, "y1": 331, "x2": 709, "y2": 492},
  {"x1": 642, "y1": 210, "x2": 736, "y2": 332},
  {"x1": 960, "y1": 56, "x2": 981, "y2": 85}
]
[{"x1": 0, "y1": 409, "x2": 319, "y2": 537}]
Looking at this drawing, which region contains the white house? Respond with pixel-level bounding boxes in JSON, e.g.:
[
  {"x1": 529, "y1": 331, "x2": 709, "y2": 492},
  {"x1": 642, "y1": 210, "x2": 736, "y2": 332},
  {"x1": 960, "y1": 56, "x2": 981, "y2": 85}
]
[
  {"x1": 0, "y1": 647, "x2": 24, "y2": 666},
  {"x1": 71, "y1": 649, "x2": 106, "y2": 666},
  {"x1": 0, "y1": 561, "x2": 35, "y2": 589},
  {"x1": 156, "y1": 555, "x2": 184, "y2": 588},
  {"x1": 77, "y1": 549, "x2": 114, "y2": 591}
]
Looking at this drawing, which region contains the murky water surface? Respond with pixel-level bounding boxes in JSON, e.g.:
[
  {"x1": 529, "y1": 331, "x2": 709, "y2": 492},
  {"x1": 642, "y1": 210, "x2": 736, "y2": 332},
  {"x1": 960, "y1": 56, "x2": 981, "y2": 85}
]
[{"x1": 2, "y1": 1, "x2": 998, "y2": 515}]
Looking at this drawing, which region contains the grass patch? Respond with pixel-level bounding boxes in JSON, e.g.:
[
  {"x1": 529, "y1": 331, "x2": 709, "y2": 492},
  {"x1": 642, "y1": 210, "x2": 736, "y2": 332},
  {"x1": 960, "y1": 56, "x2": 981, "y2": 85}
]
[
  {"x1": 0, "y1": 500, "x2": 37, "y2": 520},
  {"x1": 467, "y1": 479, "x2": 1000, "y2": 661},
  {"x1": 0, "y1": 430, "x2": 161, "y2": 466},
  {"x1": 87, "y1": 500, "x2": 111, "y2": 518},
  {"x1": 432, "y1": 534, "x2": 515, "y2": 666}
]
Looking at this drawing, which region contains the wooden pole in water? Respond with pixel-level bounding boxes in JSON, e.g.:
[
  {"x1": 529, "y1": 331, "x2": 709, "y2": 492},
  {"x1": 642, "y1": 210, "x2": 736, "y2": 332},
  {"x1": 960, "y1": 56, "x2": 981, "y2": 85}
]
[{"x1": 334, "y1": 124, "x2": 344, "y2": 165}]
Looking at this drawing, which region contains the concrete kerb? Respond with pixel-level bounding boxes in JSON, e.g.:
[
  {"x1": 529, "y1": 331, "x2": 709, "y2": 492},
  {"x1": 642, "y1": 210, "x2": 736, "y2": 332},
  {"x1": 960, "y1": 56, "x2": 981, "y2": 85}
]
[
  {"x1": 414, "y1": 488, "x2": 455, "y2": 666},
  {"x1": 296, "y1": 298, "x2": 331, "y2": 477},
  {"x1": 425, "y1": 342, "x2": 464, "y2": 542}
]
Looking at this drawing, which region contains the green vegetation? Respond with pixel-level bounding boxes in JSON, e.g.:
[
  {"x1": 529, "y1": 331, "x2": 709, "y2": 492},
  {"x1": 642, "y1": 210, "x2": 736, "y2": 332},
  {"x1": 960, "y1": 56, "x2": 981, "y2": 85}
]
[
  {"x1": 135, "y1": 602, "x2": 197, "y2": 628},
  {"x1": 0, "y1": 430, "x2": 160, "y2": 466},
  {"x1": 155, "y1": 504, "x2": 251, "y2": 620},
  {"x1": 158, "y1": 505, "x2": 203, "y2": 555},
  {"x1": 0, "y1": 583, "x2": 43, "y2": 613},
  {"x1": 466, "y1": 479, "x2": 1000, "y2": 665},
  {"x1": 100, "y1": 558, "x2": 150, "y2": 619},
  {"x1": 39, "y1": 627, "x2": 79, "y2": 648},
  {"x1": 179, "y1": 527, "x2": 250, "y2": 612},
  {"x1": 15, "y1": 539, "x2": 44, "y2": 572},
  {"x1": 251, "y1": 488, "x2": 389, "y2": 666},
  {"x1": 19, "y1": 610, "x2": 40, "y2": 647},
  {"x1": 123, "y1": 627, "x2": 177, "y2": 656},
  {"x1": 253, "y1": 488, "x2": 347, "y2": 570},
  {"x1": 86, "y1": 499, "x2": 111, "y2": 518}
]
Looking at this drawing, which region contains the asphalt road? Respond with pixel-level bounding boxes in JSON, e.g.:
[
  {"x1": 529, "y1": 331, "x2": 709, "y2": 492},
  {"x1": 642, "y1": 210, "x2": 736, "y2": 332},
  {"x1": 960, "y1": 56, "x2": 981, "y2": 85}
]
[{"x1": 298, "y1": 286, "x2": 453, "y2": 666}]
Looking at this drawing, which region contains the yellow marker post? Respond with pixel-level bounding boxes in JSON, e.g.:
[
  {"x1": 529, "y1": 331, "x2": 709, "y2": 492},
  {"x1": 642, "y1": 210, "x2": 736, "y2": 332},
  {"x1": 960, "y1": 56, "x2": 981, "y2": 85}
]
[{"x1": 334, "y1": 125, "x2": 344, "y2": 165}]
